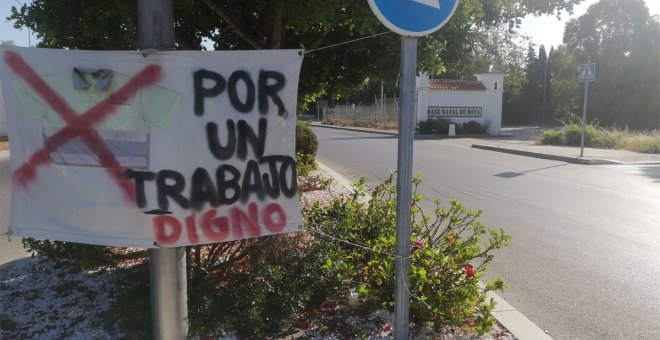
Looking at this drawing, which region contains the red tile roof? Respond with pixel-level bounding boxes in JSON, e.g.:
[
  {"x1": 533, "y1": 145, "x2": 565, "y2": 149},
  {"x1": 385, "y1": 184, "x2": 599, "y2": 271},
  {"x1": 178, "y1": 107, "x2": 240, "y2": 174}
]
[{"x1": 428, "y1": 79, "x2": 486, "y2": 91}]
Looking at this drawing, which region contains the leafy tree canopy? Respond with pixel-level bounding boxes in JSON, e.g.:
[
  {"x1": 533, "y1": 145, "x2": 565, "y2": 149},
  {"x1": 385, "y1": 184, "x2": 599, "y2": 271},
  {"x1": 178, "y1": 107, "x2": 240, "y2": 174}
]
[
  {"x1": 9, "y1": 0, "x2": 581, "y2": 106},
  {"x1": 563, "y1": 0, "x2": 659, "y2": 129},
  {"x1": 547, "y1": 45, "x2": 580, "y2": 121}
]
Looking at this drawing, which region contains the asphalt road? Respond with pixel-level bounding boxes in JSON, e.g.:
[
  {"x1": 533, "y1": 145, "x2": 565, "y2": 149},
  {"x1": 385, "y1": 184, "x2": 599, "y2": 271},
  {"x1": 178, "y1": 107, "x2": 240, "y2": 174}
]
[{"x1": 313, "y1": 127, "x2": 660, "y2": 340}]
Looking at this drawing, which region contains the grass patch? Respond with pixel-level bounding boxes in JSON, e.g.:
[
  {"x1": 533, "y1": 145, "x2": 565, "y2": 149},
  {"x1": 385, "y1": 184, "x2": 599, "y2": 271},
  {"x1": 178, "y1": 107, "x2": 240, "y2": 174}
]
[
  {"x1": 536, "y1": 125, "x2": 660, "y2": 154},
  {"x1": 620, "y1": 135, "x2": 660, "y2": 154}
]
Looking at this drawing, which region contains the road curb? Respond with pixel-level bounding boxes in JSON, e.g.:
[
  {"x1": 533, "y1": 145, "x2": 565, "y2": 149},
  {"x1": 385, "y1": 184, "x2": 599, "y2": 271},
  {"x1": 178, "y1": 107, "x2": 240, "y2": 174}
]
[
  {"x1": 317, "y1": 161, "x2": 553, "y2": 340},
  {"x1": 486, "y1": 289, "x2": 553, "y2": 340},
  {"x1": 317, "y1": 162, "x2": 355, "y2": 191},
  {"x1": 471, "y1": 144, "x2": 620, "y2": 165},
  {"x1": 311, "y1": 123, "x2": 398, "y2": 136}
]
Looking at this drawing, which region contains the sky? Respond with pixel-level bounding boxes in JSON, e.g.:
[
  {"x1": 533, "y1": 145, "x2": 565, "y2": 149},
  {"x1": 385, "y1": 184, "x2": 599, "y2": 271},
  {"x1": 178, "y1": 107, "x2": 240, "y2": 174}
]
[
  {"x1": 1, "y1": 0, "x2": 659, "y2": 50},
  {"x1": 520, "y1": 0, "x2": 660, "y2": 49}
]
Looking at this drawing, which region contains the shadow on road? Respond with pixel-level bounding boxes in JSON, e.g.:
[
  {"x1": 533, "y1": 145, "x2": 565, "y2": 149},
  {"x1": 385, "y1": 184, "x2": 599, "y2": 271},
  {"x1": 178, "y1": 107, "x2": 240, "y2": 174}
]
[
  {"x1": 640, "y1": 165, "x2": 660, "y2": 182},
  {"x1": 494, "y1": 164, "x2": 568, "y2": 178}
]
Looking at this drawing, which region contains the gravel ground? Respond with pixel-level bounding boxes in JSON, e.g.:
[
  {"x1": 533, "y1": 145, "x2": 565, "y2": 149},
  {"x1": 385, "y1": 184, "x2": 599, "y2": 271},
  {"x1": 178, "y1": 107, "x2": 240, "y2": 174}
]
[
  {"x1": 0, "y1": 167, "x2": 516, "y2": 339},
  {"x1": 0, "y1": 257, "x2": 124, "y2": 339}
]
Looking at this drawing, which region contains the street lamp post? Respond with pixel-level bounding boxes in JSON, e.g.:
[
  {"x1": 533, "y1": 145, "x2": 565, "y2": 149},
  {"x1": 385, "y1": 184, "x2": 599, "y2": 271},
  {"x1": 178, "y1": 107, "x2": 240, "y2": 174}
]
[
  {"x1": 13, "y1": 0, "x2": 32, "y2": 47},
  {"x1": 541, "y1": 56, "x2": 548, "y2": 122}
]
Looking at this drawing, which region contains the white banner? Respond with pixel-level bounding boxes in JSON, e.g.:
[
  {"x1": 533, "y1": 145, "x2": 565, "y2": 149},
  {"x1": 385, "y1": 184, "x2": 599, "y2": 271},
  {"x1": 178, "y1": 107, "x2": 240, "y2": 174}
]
[{"x1": 0, "y1": 46, "x2": 304, "y2": 248}]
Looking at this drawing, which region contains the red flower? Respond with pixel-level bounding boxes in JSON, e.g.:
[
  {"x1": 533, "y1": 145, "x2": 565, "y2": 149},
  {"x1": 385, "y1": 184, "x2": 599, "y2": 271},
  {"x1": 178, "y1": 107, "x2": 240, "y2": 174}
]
[
  {"x1": 414, "y1": 240, "x2": 425, "y2": 248},
  {"x1": 464, "y1": 264, "x2": 475, "y2": 278},
  {"x1": 449, "y1": 239, "x2": 455, "y2": 245}
]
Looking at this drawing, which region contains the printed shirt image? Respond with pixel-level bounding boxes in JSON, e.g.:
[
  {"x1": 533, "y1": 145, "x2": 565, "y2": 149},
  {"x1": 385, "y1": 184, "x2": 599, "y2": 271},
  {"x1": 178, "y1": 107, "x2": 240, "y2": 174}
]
[{"x1": 13, "y1": 67, "x2": 181, "y2": 168}]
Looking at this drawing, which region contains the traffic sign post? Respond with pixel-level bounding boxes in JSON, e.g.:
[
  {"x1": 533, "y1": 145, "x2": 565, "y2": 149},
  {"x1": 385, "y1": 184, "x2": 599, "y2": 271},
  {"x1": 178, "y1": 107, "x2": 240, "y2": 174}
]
[
  {"x1": 138, "y1": 1, "x2": 189, "y2": 339},
  {"x1": 394, "y1": 36, "x2": 416, "y2": 339},
  {"x1": 316, "y1": 99, "x2": 328, "y2": 123},
  {"x1": 367, "y1": 1, "x2": 458, "y2": 338},
  {"x1": 578, "y1": 63, "x2": 596, "y2": 157},
  {"x1": 578, "y1": 63, "x2": 596, "y2": 83}
]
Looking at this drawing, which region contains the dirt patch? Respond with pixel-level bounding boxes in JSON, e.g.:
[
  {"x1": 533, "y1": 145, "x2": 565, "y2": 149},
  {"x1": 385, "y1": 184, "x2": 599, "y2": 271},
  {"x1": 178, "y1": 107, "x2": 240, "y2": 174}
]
[{"x1": 0, "y1": 315, "x2": 17, "y2": 332}]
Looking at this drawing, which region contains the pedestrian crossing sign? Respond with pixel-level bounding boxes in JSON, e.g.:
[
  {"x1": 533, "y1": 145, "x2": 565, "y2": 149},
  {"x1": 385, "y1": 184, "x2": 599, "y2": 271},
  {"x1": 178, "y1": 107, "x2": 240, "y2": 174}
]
[{"x1": 578, "y1": 63, "x2": 596, "y2": 82}]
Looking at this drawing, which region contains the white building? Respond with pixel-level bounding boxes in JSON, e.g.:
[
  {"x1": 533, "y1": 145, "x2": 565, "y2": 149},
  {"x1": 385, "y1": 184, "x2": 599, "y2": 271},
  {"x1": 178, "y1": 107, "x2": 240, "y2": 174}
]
[{"x1": 416, "y1": 65, "x2": 506, "y2": 135}]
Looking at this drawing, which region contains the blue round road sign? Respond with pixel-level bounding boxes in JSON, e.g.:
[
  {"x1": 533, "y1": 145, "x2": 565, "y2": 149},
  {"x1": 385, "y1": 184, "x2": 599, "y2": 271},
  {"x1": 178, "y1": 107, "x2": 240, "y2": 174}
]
[{"x1": 368, "y1": 0, "x2": 459, "y2": 36}]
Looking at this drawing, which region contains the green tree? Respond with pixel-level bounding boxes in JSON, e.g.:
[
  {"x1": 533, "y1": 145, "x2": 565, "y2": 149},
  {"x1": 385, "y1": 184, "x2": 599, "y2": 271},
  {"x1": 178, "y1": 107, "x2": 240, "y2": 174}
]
[
  {"x1": 445, "y1": 23, "x2": 529, "y2": 79},
  {"x1": 547, "y1": 45, "x2": 580, "y2": 121},
  {"x1": 460, "y1": 25, "x2": 534, "y2": 126},
  {"x1": 502, "y1": 68, "x2": 530, "y2": 124},
  {"x1": 10, "y1": 0, "x2": 582, "y2": 107},
  {"x1": 536, "y1": 45, "x2": 551, "y2": 121},
  {"x1": 521, "y1": 44, "x2": 550, "y2": 123},
  {"x1": 563, "y1": 0, "x2": 660, "y2": 129}
]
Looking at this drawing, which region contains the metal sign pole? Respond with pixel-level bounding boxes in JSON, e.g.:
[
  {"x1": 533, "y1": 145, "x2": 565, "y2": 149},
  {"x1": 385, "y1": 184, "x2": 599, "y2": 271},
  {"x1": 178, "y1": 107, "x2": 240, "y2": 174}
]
[
  {"x1": 365, "y1": 2, "x2": 457, "y2": 338},
  {"x1": 394, "y1": 35, "x2": 417, "y2": 340},
  {"x1": 580, "y1": 81, "x2": 589, "y2": 158},
  {"x1": 137, "y1": 0, "x2": 188, "y2": 339}
]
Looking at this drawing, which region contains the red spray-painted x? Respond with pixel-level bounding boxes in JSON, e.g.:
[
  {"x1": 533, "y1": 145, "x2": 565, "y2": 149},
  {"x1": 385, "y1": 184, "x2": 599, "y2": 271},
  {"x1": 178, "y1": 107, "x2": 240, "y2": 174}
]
[{"x1": 4, "y1": 51, "x2": 163, "y2": 204}]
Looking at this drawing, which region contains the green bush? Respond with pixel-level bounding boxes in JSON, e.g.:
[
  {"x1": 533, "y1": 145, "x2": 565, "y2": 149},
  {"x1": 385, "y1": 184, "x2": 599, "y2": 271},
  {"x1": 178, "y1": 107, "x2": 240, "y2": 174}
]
[
  {"x1": 564, "y1": 122, "x2": 598, "y2": 146},
  {"x1": 416, "y1": 118, "x2": 450, "y2": 134},
  {"x1": 537, "y1": 130, "x2": 563, "y2": 145},
  {"x1": 563, "y1": 123, "x2": 581, "y2": 145},
  {"x1": 107, "y1": 235, "x2": 339, "y2": 339},
  {"x1": 460, "y1": 121, "x2": 487, "y2": 135},
  {"x1": 637, "y1": 138, "x2": 660, "y2": 153},
  {"x1": 296, "y1": 151, "x2": 318, "y2": 176},
  {"x1": 304, "y1": 174, "x2": 510, "y2": 335},
  {"x1": 185, "y1": 234, "x2": 337, "y2": 338},
  {"x1": 296, "y1": 121, "x2": 318, "y2": 175},
  {"x1": 591, "y1": 128, "x2": 626, "y2": 149},
  {"x1": 296, "y1": 120, "x2": 318, "y2": 158},
  {"x1": 539, "y1": 125, "x2": 659, "y2": 153},
  {"x1": 215, "y1": 235, "x2": 337, "y2": 338}
]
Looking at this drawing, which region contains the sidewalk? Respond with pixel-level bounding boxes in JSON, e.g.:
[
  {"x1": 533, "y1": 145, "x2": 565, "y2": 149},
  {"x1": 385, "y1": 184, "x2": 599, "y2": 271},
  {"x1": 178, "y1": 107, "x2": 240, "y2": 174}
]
[{"x1": 311, "y1": 123, "x2": 660, "y2": 165}]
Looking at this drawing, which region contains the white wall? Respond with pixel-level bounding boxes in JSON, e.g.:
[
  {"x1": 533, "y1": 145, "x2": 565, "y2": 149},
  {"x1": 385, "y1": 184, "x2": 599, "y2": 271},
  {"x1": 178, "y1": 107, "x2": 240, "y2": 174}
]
[{"x1": 416, "y1": 73, "x2": 504, "y2": 135}]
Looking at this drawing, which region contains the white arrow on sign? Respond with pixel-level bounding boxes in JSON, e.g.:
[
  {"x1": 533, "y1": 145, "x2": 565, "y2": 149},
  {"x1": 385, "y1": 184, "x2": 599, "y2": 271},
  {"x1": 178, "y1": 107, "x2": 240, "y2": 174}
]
[{"x1": 412, "y1": 0, "x2": 441, "y2": 9}]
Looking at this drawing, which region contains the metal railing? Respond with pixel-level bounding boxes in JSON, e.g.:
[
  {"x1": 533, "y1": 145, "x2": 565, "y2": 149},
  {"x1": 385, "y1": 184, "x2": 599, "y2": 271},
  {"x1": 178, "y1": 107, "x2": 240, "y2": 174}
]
[{"x1": 323, "y1": 97, "x2": 399, "y2": 129}]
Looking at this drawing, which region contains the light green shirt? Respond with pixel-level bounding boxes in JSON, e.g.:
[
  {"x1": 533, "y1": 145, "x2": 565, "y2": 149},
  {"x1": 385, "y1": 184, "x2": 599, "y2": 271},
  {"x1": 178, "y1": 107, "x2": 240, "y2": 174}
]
[{"x1": 13, "y1": 69, "x2": 181, "y2": 131}]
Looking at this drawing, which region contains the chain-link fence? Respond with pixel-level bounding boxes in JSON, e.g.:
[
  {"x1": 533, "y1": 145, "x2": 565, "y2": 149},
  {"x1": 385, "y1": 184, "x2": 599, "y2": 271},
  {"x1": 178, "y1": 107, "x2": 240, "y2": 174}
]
[{"x1": 323, "y1": 97, "x2": 400, "y2": 129}]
